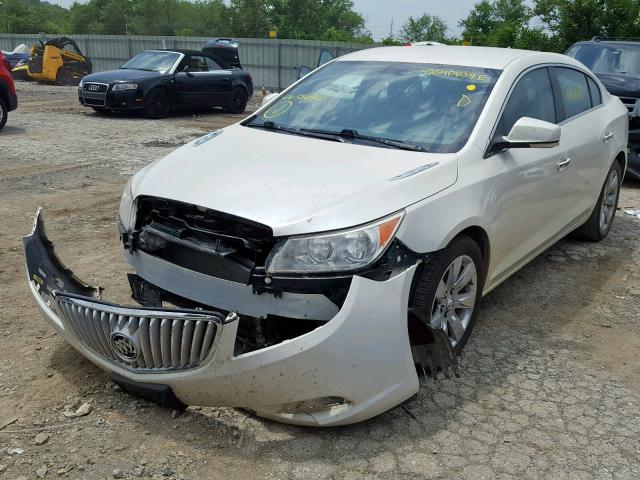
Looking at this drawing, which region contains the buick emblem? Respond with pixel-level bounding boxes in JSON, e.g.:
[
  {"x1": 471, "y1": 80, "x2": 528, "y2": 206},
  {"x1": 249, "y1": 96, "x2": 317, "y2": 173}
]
[{"x1": 111, "y1": 333, "x2": 138, "y2": 361}]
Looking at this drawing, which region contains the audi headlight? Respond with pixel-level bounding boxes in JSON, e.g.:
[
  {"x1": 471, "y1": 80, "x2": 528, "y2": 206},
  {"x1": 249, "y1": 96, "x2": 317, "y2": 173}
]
[
  {"x1": 112, "y1": 83, "x2": 138, "y2": 91},
  {"x1": 117, "y1": 176, "x2": 135, "y2": 232},
  {"x1": 266, "y1": 213, "x2": 404, "y2": 275}
]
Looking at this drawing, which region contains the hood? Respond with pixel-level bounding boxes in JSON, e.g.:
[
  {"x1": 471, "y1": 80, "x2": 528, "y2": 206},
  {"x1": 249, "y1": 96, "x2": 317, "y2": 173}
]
[
  {"x1": 595, "y1": 72, "x2": 640, "y2": 97},
  {"x1": 131, "y1": 125, "x2": 458, "y2": 236},
  {"x1": 83, "y1": 69, "x2": 161, "y2": 83}
]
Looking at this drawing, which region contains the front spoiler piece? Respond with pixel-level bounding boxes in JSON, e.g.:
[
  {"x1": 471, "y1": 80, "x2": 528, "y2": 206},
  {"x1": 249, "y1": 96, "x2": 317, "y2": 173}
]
[
  {"x1": 24, "y1": 209, "x2": 232, "y2": 375},
  {"x1": 24, "y1": 208, "x2": 103, "y2": 302}
]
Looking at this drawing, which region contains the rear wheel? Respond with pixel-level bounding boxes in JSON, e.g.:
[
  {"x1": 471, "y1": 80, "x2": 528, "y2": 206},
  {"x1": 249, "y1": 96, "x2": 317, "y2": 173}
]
[
  {"x1": 227, "y1": 87, "x2": 248, "y2": 114},
  {"x1": 145, "y1": 88, "x2": 171, "y2": 119},
  {"x1": 573, "y1": 161, "x2": 622, "y2": 241},
  {"x1": 410, "y1": 236, "x2": 484, "y2": 354},
  {"x1": 0, "y1": 98, "x2": 7, "y2": 131}
]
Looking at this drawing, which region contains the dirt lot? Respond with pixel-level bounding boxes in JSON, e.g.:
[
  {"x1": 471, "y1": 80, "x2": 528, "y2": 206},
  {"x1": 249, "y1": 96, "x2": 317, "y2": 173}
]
[{"x1": 1, "y1": 81, "x2": 640, "y2": 480}]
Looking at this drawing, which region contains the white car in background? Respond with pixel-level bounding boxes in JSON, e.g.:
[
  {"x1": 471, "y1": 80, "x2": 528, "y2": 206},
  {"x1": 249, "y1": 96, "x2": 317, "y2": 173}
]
[{"x1": 25, "y1": 46, "x2": 628, "y2": 426}]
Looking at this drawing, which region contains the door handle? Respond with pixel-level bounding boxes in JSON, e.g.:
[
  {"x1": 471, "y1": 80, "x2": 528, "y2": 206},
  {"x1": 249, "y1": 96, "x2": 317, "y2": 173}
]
[
  {"x1": 603, "y1": 132, "x2": 614, "y2": 142},
  {"x1": 557, "y1": 157, "x2": 572, "y2": 170}
]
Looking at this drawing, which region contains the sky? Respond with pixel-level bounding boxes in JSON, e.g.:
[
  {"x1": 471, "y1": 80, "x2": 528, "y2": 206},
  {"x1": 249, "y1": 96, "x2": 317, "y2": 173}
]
[
  {"x1": 46, "y1": 0, "x2": 479, "y2": 39},
  {"x1": 352, "y1": 0, "x2": 478, "y2": 38}
]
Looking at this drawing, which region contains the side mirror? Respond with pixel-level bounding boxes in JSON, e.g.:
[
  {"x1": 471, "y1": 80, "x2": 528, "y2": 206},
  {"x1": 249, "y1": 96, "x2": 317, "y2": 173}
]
[
  {"x1": 487, "y1": 117, "x2": 560, "y2": 157},
  {"x1": 261, "y1": 92, "x2": 279, "y2": 107},
  {"x1": 179, "y1": 65, "x2": 194, "y2": 77}
]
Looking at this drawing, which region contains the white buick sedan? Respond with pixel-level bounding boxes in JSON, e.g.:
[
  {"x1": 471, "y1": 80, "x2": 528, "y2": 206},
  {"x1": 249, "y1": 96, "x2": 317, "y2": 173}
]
[{"x1": 25, "y1": 46, "x2": 628, "y2": 426}]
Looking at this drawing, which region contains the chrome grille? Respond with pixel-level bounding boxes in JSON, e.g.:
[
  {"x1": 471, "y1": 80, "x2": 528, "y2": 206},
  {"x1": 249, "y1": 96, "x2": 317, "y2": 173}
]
[
  {"x1": 81, "y1": 82, "x2": 108, "y2": 106},
  {"x1": 55, "y1": 294, "x2": 224, "y2": 372},
  {"x1": 618, "y1": 96, "x2": 638, "y2": 114}
]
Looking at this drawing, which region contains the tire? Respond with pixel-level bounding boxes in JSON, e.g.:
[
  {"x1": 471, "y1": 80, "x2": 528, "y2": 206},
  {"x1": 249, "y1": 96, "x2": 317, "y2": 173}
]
[
  {"x1": 410, "y1": 235, "x2": 485, "y2": 354},
  {"x1": 144, "y1": 88, "x2": 171, "y2": 119},
  {"x1": 227, "y1": 87, "x2": 248, "y2": 114},
  {"x1": 0, "y1": 98, "x2": 7, "y2": 131},
  {"x1": 573, "y1": 161, "x2": 622, "y2": 241}
]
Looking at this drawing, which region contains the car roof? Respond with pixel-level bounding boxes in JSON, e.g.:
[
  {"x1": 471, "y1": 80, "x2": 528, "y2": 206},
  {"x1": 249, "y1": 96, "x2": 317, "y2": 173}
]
[
  {"x1": 571, "y1": 40, "x2": 640, "y2": 47},
  {"x1": 339, "y1": 45, "x2": 572, "y2": 70}
]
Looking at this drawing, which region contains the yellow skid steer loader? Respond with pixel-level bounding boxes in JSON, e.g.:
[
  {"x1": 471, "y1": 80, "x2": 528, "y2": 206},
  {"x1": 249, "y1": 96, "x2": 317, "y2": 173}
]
[{"x1": 12, "y1": 37, "x2": 92, "y2": 86}]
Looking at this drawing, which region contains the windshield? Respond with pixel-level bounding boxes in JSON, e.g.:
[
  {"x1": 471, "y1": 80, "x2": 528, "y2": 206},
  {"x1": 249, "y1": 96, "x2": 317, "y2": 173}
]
[
  {"x1": 121, "y1": 51, "x2": 180, "y2": 73},
  {"x1": 247, "y1": 61, "x2": 501, "y2": 153},
  {"x1": 566, "y1": 44, "x2": 640, "y2": 75}
]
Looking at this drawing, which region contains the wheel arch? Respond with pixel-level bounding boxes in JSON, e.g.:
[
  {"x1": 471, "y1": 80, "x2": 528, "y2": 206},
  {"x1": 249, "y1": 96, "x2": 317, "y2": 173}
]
[
  {"x1": 232, "y1": 82, "x2": 249, "y2": 97},
  {"x1": 614, "y1": 150, "x2": 627, "y2": 176},
  {"x1": 433, "y1": 220, "x2": 491, "y2": 274},
  {"x1": 0, "y1": 80, "x2": 11, "y2": 109},
  {"x1": 452, "y1": 226, "x2": 490, "y2": 270}
]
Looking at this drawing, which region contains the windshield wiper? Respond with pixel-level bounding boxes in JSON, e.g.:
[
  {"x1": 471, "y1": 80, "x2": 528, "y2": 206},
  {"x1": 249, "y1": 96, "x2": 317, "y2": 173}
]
[
  {"x1": 302, "y1": 128, "x2": 428, "y2": 152},
  {"x1": 244, "y1": 121, "x2": 346, "y2": 143}
]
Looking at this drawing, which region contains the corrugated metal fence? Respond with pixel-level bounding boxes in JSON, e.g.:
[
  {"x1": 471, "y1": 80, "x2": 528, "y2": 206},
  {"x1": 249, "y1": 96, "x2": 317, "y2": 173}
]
[{"x1": 0, "y1": 34, "x2": 373, "y2": 90}]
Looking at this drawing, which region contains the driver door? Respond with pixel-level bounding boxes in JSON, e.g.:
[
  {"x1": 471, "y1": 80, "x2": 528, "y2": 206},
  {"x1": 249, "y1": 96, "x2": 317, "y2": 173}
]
[
  {"x1": 174, "y1": 55, "x2": 231, "y2": 107},
  {"x1": 486, "y1": 67, "x2": 570, "y2": 281}
]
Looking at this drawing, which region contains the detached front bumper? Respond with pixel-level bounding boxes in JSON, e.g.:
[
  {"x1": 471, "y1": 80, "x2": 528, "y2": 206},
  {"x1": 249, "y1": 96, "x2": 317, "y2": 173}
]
[{"x1": 24, "y1": 210, "x2": 420, "y2": 426}]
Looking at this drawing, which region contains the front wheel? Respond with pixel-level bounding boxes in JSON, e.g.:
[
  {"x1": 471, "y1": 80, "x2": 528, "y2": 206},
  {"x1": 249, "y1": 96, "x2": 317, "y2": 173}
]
[
  {"x1": 573, "y1": 161, "x2": 622, "y2": 241},
  {"x1": 144, "y1": 88, "x2": 171, "y2": 119},
  {"x1": 0, "y1": 98, "x2": 7, "y2": 131},
  {"x1": 410, "y1": 236, "x2": 484, "y2": 354}
]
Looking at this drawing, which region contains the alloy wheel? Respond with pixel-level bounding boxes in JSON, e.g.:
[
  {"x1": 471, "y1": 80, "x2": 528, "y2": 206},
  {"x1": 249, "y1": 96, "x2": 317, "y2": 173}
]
[
  {"x1": 599, "y1": 169, "x2": 619, "y2": 234},
  {"x1": 430, "y1": 255, "x2": 478, "y2": 347}
]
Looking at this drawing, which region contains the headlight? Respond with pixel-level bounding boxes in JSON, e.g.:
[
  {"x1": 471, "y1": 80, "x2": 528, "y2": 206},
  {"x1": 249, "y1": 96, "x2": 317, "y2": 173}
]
[
  {"x1": 112, "y1": 83, "x2": 138, "y2": 91},
  {"x1": 117, "y1": 176, "x2": 135, "y2": 232},
  {"x1": 266, "y1": 213, "x2": 404, "y2": 275},
  {"x1": 78, "y1": 79, "x2": 84, "y2": 89}
]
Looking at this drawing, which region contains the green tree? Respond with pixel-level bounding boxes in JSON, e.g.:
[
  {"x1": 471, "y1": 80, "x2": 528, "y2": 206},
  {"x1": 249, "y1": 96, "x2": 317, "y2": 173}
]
[
  {"x1": 399, "y1": 13, "x2": 448, "y2": 43},
  {"x1": 1, "y1": 0, "x2": 371, "y2": 42},
  {"x1": 0, "y1": 0, "x2": 70, "y2": 33},
  {"x1": 459, "y1": 0, "x2": 556, "y2": 51},
  {"x1": 267, "y1": 0, "x2": 370, "y2": 41},
  {"x1": 227, "y1": 0, "x2": 271, "y2": 37},
  {"x1": 535, "y1": 0, "x2": 640, "y2": 49}
]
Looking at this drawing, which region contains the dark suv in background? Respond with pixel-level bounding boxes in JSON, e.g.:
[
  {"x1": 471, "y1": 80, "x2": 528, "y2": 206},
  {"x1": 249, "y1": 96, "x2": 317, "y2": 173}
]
[
  {"x1": 566, "y1": 38, "x2": 640, "y2": 180},
  {"x1": 0, "y1": 50, "x2": 18, "y2": 131}
]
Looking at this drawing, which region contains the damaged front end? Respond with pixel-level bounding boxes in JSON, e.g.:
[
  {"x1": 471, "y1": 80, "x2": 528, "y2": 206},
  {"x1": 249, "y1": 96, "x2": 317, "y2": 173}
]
[{"x1": 24, "y1": 205, "x2": 458, "y2": 426}]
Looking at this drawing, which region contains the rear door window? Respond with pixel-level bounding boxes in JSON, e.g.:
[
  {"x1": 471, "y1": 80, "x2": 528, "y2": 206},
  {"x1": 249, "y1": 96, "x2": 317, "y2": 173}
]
[
  {"x1": 587, "y1": 76, "x2": 601, "y2": 106},
  {"x1": 496, "y1": 67, "x2": 556, "y2": 138},
  {"x1": 554, "y1": 67, "x2": 592, "y2": 120}
]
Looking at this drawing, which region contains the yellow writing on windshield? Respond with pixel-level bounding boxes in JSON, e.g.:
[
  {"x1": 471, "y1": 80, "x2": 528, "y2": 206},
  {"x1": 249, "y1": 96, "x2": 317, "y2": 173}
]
[
  {"x1": 421, "y1": 68, "x2": 488, "y2": 82},
  {"x1": 457, "y1": 95, "x2": 471, "y2": 107},
  {"x1": 264, "y1": 100, "x2": 293, "y2": 119},
  {"x1": 283, "y1": 94, "x2": 327, "y2": 103}
]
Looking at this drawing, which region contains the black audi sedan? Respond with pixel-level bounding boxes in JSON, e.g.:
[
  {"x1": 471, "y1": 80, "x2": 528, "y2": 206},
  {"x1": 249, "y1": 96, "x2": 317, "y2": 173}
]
[{"x1": 78, "y1": 49, "x2": 253, "y2": 118}]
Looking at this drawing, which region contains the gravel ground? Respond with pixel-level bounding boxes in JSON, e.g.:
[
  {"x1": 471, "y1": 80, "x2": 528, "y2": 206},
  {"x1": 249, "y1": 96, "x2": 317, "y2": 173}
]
[{"x1": 1, "y1": 81, "x2": 640, "y2": 480}]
